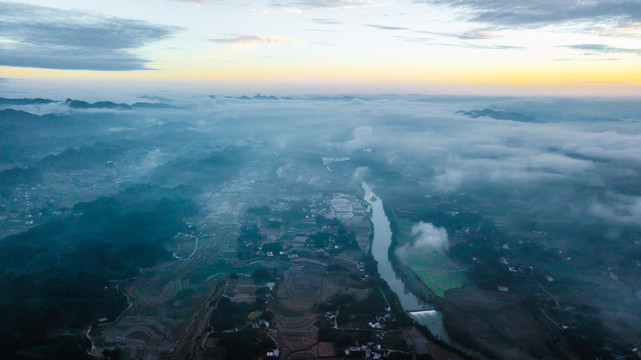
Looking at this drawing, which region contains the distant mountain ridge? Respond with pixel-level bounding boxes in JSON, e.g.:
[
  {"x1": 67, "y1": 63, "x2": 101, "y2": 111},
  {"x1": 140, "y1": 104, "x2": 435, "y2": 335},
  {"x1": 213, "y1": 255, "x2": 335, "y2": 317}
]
[
  {"x1": 457, "y1": 108, "x2": 540, "y2": 123},
  {"x1": 0, "y1": 96, "x2": 175, "y2": 111},
  {"x1": 37, "y1": 141, "x2": 127, "y2": 170},
  {"x1": 131, "y1": 102, "x2": 176, "y2": 109},
  {"x1": 64, "y1": 98, "x2": 176, "y2": 110},
  {"x1": 65, "y1": 98, "x2": 131, "y2": 110},
  {"x1": 0, "y1": 97, "x2": 55, "y2": 105},
  {"x1": 0, "y1": 167, "x2": 42, "y2": 192},
  {"x1": 217, "y1": 94, "x2": 371, "y2": 101},
  {"x1": 224, "y1": 94, "x2": 282, "y2": 100},
  {"x1": 222, "y1": 94, "x2": 296, "y2": 101},
  {"x1": 0, "y1": 108, "x2": 57, "y2": 121}
]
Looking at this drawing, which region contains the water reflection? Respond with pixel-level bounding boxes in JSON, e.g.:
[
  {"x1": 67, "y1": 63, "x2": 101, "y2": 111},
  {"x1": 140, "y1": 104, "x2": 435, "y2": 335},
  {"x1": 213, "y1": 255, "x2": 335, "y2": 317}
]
[{"x1": 363, "y1": 182, "x2": 449, "y2": 341}]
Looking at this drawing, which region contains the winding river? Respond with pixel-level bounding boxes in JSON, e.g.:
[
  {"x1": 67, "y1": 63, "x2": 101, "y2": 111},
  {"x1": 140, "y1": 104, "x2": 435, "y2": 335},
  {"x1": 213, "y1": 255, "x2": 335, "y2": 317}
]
[{"x1": 363, "y1": 182, "x2": 450, "y2": 342}]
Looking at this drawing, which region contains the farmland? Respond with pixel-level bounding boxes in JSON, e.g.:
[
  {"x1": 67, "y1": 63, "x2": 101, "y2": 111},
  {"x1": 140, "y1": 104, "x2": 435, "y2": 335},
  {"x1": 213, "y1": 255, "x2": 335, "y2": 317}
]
[{"x1": 392, "y1": 216, "x2": 470, "y2": 297}]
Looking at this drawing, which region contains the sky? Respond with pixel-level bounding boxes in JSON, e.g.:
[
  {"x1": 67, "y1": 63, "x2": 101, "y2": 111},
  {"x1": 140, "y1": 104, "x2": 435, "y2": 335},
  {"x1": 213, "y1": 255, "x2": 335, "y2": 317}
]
[{"x1": 1, "y1": 0, "x2": 641, "y2": 96}]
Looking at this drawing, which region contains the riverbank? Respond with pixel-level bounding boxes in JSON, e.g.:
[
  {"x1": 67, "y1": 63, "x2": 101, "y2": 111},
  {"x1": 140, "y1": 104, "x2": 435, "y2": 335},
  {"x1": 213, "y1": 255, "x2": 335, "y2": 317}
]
[
  {"x1": 382, "y1": 205, "x2": 535, "y2": 360},
  {"x1": 363, "y1": 183, "x2": 477, "y2": 359},
  {"x1": 377, "y1": 196, "x2": 504, "y2": 360},
  {"x1": 386, "y1": 211, "x2": 438, "y2": 304}
]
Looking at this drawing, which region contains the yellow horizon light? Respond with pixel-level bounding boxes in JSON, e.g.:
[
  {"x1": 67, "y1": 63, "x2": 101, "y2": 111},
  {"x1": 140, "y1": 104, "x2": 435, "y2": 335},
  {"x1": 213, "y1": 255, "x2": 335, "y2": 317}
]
[{"x1": 2, "y1": 59, "x2": 640, "y2": 94}]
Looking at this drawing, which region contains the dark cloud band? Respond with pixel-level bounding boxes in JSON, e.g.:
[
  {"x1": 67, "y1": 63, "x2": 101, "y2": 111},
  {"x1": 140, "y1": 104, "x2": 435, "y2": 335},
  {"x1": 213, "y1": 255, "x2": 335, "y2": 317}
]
[
  {"x1": 0, "y1": 2, "x2": 180, "y2": 71},
  {"x1": 272, "y1": 0, "x2": 379, "y2": 9},
  {"x1": 561, "y1": 44, "x2": 641, "y2": 55},
  {"x1": 416, "y1": 0, "x2": 641, "y2": 29}
]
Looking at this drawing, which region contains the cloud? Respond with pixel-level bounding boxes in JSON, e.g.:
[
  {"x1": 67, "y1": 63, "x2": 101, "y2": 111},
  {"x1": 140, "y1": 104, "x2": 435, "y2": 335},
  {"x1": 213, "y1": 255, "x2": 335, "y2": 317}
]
[
  {"x1": 433, "y1": 169, "x2": 464, "y2": 192},
  {"x1": 419, "y1": 28, "x2": 502, "y2": 40},
  {"x1": 367, "y1": 24, "x2": 409, "y2": 31},
  {"x1": 78, "y1": 93, "x2": 641, "y2": 245},
  {"x1": 156, "y1": 95, "x2": 641, "y2": 232},
  {"x1": 210, "y1": 35, "x2": 304, "y2": 45},
  {"x1": 589, "y1": 195, "x2": 641, "y2": 225},
  {"x1": 352, "y1": 166, "x2": 370, "y2": 183},
  {"x1": 590, "y1": 22, "x2": 641, "y2": 38},
  {"x1": 138, "y1": 95, "x2": 172, "y2": 102},
  {"x1": 399, "y1": 34, "x2": 521, "y2": 50},
  {"x1": 342, "y1": 126, "x2": 374, "y2": 150},
  {"x1": 139, "y1": 149, "x2": 169, "y2": 173},
  {"x1": 398, "y1": 27, "x2": 518, "y2": 49},
  {"x1": 397, "y1": 222, "x2": 450, "y2": 257},
  {"x1": 272, "y1": 0, "x2": 382, "y2": 9},
  {"x1": 412, "y1": 222, "x2": 449, "y2": 251},
  {"x1": 456, "y1": 29, "x2": 502, "y2": 40},
  {"x1": 275, "y1": 163, "x2": 320, "y2": 184},
  {"x1": 130, "y1": 95, "x2": 641, "y2": 265},
  {"x1": 415, "y1": 0, "x2": 641, "y2": 30},
  {"x1": 561, "y1": 44, "x2": 641, "y2": 56},
  {"x1": 315, "y1": 97, "x2": 641, "y2": 197},
  {"x1": 312, "y1": 18, "x2": 343, "y2": 25},
  {"x1": 554, "y1": 58, "x2": 622, "y2": 62},
  {"x1": 0, "y1": 2, "x2": 179, "y2": 71},
  {"x1": 461, "y1": 43, "x2": 522, "y2": 50},
  {"x1": 170, "y1": 0, "x2": 224, "y2": 3}
]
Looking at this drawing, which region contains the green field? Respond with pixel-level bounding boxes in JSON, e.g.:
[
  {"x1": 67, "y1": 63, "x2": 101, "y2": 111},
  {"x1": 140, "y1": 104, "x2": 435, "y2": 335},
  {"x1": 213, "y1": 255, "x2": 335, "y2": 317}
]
[
  {"x1": 290, "y1": 222, "x2": 320, "y2": 233},
  {"x1": 393, "y1": 216, "x2": 470, "y2": 297},
  {"x1": 187, "y1": 260, "x2": 233, "y2": 283}
]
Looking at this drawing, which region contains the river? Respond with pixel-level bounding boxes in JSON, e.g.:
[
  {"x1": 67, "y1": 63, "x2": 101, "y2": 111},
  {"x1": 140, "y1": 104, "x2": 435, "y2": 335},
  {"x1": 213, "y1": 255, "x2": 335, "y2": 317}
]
[{"x1": 362, "y1": 182, "x2": 450, "y2": 342}]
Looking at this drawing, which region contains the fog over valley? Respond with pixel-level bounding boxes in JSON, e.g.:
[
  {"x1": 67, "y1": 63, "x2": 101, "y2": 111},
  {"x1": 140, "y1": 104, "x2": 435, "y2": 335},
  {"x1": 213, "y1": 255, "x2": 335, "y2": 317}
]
[{"x1": 1, "y1": 93, "x2": 641, "y2": 359}]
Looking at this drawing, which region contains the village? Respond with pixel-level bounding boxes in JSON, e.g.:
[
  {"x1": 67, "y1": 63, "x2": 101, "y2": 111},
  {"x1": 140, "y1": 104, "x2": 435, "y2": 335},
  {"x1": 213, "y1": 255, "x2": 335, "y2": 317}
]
[
  {"x1": 84, "y1": 159, "x2": 464, "y2": 360},
  {"x1": 193, "y1": 190, "x2": 425, "y2": 360}
]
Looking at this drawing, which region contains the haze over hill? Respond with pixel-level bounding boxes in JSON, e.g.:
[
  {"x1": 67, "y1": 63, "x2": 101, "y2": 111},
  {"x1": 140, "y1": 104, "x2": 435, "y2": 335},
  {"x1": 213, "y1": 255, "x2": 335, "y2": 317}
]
[
  {"x1": 0, "y1": 93, "x2": 640, "y2": 359},
  {"x1": 2, "y1": 0, "x2": 641, "y2": 358}
]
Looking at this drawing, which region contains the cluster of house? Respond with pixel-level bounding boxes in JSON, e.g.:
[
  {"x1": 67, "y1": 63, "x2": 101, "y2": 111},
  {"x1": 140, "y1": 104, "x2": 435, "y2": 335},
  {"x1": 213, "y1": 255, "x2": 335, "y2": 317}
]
[
  {"x1": 324, "y1": 311, "x2": 337, "y2": 320},
  {"x1": 252, "y1": 318, "x2": 270, "y2": 329},
  {"x1": 265, "y1": 348, "x2": 279, "y2": 358},
  {"x1": 344, "y1": 342, "x2": 387, "y2": 359},
  {"x1": 368, "y1": 312, "x2": 393, "y2": 330},
  {"x1": 357, "y1": 261, "x2": 369, "y2": 282},
  {"x1": 263, "y1": 249, "x2": 299, "y2": 259}
]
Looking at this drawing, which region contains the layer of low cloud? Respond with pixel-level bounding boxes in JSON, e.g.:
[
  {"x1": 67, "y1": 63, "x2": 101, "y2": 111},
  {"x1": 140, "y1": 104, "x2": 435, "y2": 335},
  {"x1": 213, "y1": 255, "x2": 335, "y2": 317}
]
[
  {"x1": 397, "y1": 222, "x2": 450, "y2": 258},
  {"x1": 342, "y1": 126, "x2": 374, "y2": 150},
  {"x1": 0, "y1": 2, "x2": 179, "y2": 71},
  {"x1": 20, "y1": 93, "x2": 634, "y2": 229},
  {"x1": 590, "y1": 194, "x2": 641, "y2": 225}
]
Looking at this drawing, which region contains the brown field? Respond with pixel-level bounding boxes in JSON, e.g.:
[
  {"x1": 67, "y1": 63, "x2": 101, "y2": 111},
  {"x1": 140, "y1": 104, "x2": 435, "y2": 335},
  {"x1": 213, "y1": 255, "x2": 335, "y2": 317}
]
[
  {"x1": 90, "y1": 191, "x2": 389, "y2": 360},
  {"x1": 271, "y1": 256, "x2": 378, "y2": 359},
  {"x1": 438, "y1": 285, "x2": 560, "y2": 360},
  {"x1": 91, "y1": 232, "x2": 231, "y2": 359},
  {"x1": 273, "y1": 262, "x2": 331, "y2": 358}
]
